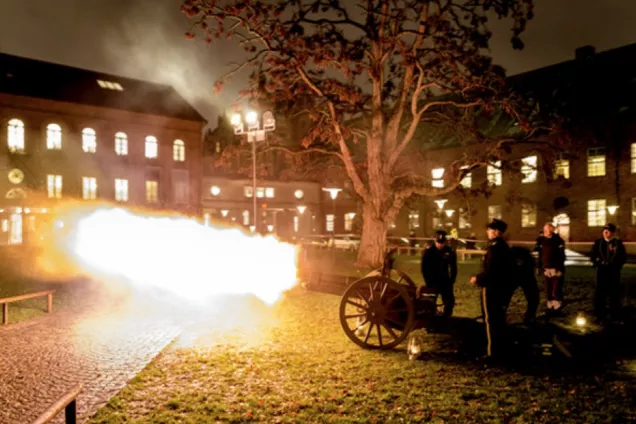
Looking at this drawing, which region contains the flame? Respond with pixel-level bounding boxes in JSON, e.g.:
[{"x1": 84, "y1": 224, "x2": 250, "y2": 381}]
[{"x1": 44, "y1": 206, "x2": 298, "y2": 305}]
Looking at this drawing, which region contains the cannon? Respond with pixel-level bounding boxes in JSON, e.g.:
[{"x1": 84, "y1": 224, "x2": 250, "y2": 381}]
[{"x1": 339, "y1": 249, "x2": 443, "y2": 349}]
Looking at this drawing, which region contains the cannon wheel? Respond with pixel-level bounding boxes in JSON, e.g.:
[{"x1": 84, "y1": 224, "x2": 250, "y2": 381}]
[
  {"x1": 368, "y1": 269, "x2": 417, "y2": 287},
  {"x1": 339, "y1": 276, "x2": 414, "y2": 350}
]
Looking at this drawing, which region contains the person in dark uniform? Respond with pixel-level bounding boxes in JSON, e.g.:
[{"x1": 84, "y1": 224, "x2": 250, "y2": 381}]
[
  {"x1": 539, "y1": 223, "x2": 566, "y2": 313},
  {"x1": 590, "y1": 223, "x2": 627, "y2": 324},
  {"x1": 534, "y1": 230, "x2": 545, "y2": 275},
  {"x1": 507, "y1": 246, "x2": 540, "y2": 325},
  {"x1": 421, "y1": 230, "x2": 457, "y2": 317},
  {"x1": 470, "y1": 219, "x2": 512, "y2": 359}
]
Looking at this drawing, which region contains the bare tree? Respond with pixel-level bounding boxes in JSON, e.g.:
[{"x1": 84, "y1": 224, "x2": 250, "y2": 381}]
[{"x1": 183, "y1": 0, "x2": 542, "y2": 266}]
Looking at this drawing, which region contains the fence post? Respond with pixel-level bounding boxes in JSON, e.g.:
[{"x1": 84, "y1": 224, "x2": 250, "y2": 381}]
[
  {"x1": 47, "y1": 293, "x2": 53, "y2": 314},
  {"x1": 2, "y1": 303, "x2": 7, "y2": 325},
  {"x1": 64, "y1": 399, "x2": 77, "y2": 424}
]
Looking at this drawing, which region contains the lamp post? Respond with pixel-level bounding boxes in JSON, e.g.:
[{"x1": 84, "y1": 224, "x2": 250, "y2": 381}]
[
  {"x1": 322, "y1": 187, "x2": 342, "y2": 262},
  {"x1": 231, "y1": 110, "x2": 276, "y2": 234}
]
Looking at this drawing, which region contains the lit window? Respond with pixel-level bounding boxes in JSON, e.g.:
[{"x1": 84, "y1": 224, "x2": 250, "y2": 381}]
[
  {"x1": 326, "y1": 214, "x2": 335, "y2": 232},
  {"x1": 521, "y1": 204, "x2": 537, "y2": 228},
  {"x1": 460, "y1": 166, "x2": 472, "y2": 188},
  {"x1": 115, "y1": 132, "x2": 128, "y2": 156},
  {"x1": 244, "y1": 186, "x2": 253, "y2": 197},
  {"x1": 459, "y1": 208, "x2": 471, "y2": 229},
  {"x1": 7, "y1": 119, "x2": 25, "y2": 153},
  {"x1": 408, "y1": 210, "x2": 420, "y2": 229},
  {"x1": 487, "y1": 161, "x2": 502, "y2": 186},
  {"x1": 243, "y1": 210, "x2": 250, "y2": 226},
  {"x1": 115, "y1": 178, "x2": 128, "y2": 202},
  {"x1": 265, "y1": 187, "x2": 275, "y2": 198},
  {"x1": 146, "y1": 180, "x2": 159, "y2": 203},
  {"x1": 631, "y1": 144, "x2": 636, "y2": 174},
  {"x1": 432, "y1": 168, "x2": 444, "y2": 188},
  {"x1": 47, "y1": 174, "x2": 62, "y2": 199},
  {"x1": 46, "y1": 123, "x2": 62, "y2": 150},
  {"x1": 173, "y1": 139, "x2": 185, "y2": 162},
  {"x1": 554, "y1": 154, "x2": 570, "y2": 179},
  {"x1": 632, "y1": 198, "x2": 636, "y2": 226},
  {"x1": 82, "y1": 177, "x2": 97, "y2": 200},
  {"x1": 521, "y1": 156, "x2": 537, "y2": 183},
  {"x1": 256, "y1": 187, "x2": 265, "y2": 198},
  {"x1": 145, "y1": 136, "x2": 158, "y2": 159},
  {"x1": 488, "y1": 205, "x2": 502, "y2": 221},
  {"x1": 9, "y1": 213, "x2": 22, "y2": 244},
  {"x1": 293, "y1": 216, "x2": 299, "y2": 233},
  {"x1": 82, "y1": 128, "x2": 97, "y2": 153},
  {"x1": 344, "y1": 213, "x2": 354, "y2": 232},
  {"x1": 587, "y1": 148, "x2": 606, "y2": 177},
  {"x1": 215, "y1": 142, "x2": 221, "y2": 153},
  {"x1": 97, "y1": 79, "x2": 123, "y2": 91},
  {"x1": 587, "y1": 199, "x2": 607, "y2": 227}
]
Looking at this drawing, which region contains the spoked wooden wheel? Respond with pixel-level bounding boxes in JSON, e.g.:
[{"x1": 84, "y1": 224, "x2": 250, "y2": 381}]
[
  {"x1": 368, "y1": 269, "x2": 417, "y2": 287},
  {"x1": 339, "y1": 276, "x2": 414, "y2": 350}
]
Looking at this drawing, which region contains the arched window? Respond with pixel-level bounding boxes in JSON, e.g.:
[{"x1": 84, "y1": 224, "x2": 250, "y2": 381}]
[
  {"x1": 145, "y1": 136, "x2": 158, "y2": 159},
  {"x1": 46, "y1": 123, "x2": 62, "y2": 150},
  {"x1": 7, "y1": 119, "x2": 25, "y2": 153},
  {"x1": 115, "y1": 132, "x2": 128, "y2": 156},
  {"x1": 82, "y1": 128, "x2": 97, "y2": 153},
  {"x1": 173, "y1": 139, "x2": 185, "y2": 162}
]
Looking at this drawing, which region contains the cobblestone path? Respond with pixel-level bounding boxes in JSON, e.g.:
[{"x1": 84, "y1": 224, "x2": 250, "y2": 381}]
[{"x1": 0, "y1": 283, "x2": 190, "y2": 424}]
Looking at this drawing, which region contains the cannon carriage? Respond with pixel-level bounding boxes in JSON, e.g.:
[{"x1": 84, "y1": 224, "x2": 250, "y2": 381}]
[{"x1": 339, "y1": 248, "x2": 445, "y2": 349}]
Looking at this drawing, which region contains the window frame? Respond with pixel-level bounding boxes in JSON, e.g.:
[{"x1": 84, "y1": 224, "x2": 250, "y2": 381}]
[
  {"x1": 7, "y1": 119, "x2": 25, "y2": 153},
  {"x1": 145, "y1": 136, "x2": 158, "y2": 159},
  {"x1": 587, "y1": 147, "x2": 606, "y2": 177},
  {"x1": 587, "y1": 199, "x2": 607, "y2": 227},
  {"x1": 46, "y1": 123, "x2": 62, "y2": 150},
  {"x1": 82, "y1": 176, "x2": 97, "y2": 200}
]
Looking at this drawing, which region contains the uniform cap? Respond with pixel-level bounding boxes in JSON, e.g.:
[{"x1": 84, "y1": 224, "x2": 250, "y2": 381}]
[
  {"x1": 486, "y1": 218, "x2": 508, "y2": 233},
  {"x1": 435, "y1": 230, "x2": 447, "y2": 243},
  {"x1": 603, "y1": 223, "x2": 617, "y2": 232}
]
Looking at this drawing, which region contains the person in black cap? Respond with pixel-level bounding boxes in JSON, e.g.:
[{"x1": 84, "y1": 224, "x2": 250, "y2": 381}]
[
  {"x1": 590, "y1": 223, "x2": 627, "y2": 324},
  {"x1": 470, "y1": 218, "x2": 512, "y2": 359},
  {"x1": 421, "y1": 229, "x2": 457, "y2": 317},
  {"x1": 507, "y1": 245, "x2": 540, "y2": 325}
]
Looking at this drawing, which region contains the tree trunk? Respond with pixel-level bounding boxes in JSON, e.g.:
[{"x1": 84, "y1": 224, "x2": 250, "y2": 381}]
[{"x1": 356, "y1": 204, "x2": 389, "y2": 268}]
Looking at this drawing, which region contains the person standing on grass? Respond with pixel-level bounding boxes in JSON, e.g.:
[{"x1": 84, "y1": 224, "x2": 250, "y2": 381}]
[
  {"x1": 421, "y1": 230, "x2": 457, "y2": 317},
  {"x1": 507, "y1": 246, "x2": 540, "y2": 325},
  {"x1": 539, "y1": 223, "x2": 566, "y2": 313},
  {"x1": 470, "y1": 219, "x2": 512, "y2": 359},
  {"x1": 591, "y1": 223, "x2": 627, "y2": 324}
]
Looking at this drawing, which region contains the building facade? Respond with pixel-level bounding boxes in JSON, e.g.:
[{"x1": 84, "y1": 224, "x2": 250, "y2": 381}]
[{"x1": 0, "y1": 53, "x2": 205, "y2": 244}]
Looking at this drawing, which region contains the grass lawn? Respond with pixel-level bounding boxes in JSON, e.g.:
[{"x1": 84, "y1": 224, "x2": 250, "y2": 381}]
[{"x1": 89, "y1": 252, "x2": 636, "y2": 423}]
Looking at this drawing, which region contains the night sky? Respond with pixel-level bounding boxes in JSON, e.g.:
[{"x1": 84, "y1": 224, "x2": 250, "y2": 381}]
[{"x1": 2, "y1": 0, "x2": 636, "y2": 127}]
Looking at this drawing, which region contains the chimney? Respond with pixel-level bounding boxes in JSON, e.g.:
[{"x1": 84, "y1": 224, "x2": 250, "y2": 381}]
[{"x1": 575, "y1": 45, "x2": 596, "y2": 62}]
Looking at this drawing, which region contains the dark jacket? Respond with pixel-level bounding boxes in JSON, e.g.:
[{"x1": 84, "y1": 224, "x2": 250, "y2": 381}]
[
  {"x1": 476, "y1": 237, "x2": 512, "y2": 289},
  {"x1": 510, "y1": 246, "x2": 536, "y2": 281},
  {"x1": 421, "y1": 244, "x2": 457, "y2": 286},
  {"x1": 540, "y1": 234, "x2": 566, "y2": 271},
  {"x1": 591, "y1": 238, "x2": 627, "y2": 269}
]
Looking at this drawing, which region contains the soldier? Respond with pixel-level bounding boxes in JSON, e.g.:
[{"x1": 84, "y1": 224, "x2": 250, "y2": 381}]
[
  {"x1": 539, "y1": 223, "x2": 566, "y2": 313},
  {"x1": 591, "y1": 223, "x2": 627, "y2": 324},
  {"x1": 421, "y1": 230, "x2": 457, "y2": 317},
  {"x1": 470, "y1": 219, "x2": 512, "y2": 359},
  {"x1": 508, "y1": 246, "x2": 540, "y2": 325}
]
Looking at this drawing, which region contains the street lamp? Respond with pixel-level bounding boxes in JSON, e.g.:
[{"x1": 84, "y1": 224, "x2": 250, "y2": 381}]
[
  {"x1": 322, "y1": 187, "x2": 342, "y2": 262},
  {"x1": 221, "y1": 209, "x2": 229, "y2": 218},
  {"x1": 607, "y1": 205, "x2": 619, "y2": 215},
  {"x1": 444, "y1": 209, "x2": 455, "y2": 218},
  {"x1": 231, "y1": 110, "x2": 276, "y2": 233},
  {"x1": 295, "y1": 205, "x2": 307, "y2": 235},
  {"x1": 210, "y1": 186, "x2": 221, "y2": 196}
]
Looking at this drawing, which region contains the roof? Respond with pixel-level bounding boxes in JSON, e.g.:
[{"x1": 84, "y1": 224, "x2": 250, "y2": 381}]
[
  {"x1": 0, "y1": 52, "x2": 206, "y2": 122},
  {"x1": 508, "y1": 43, "x2": 636, "y2": 124}
]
